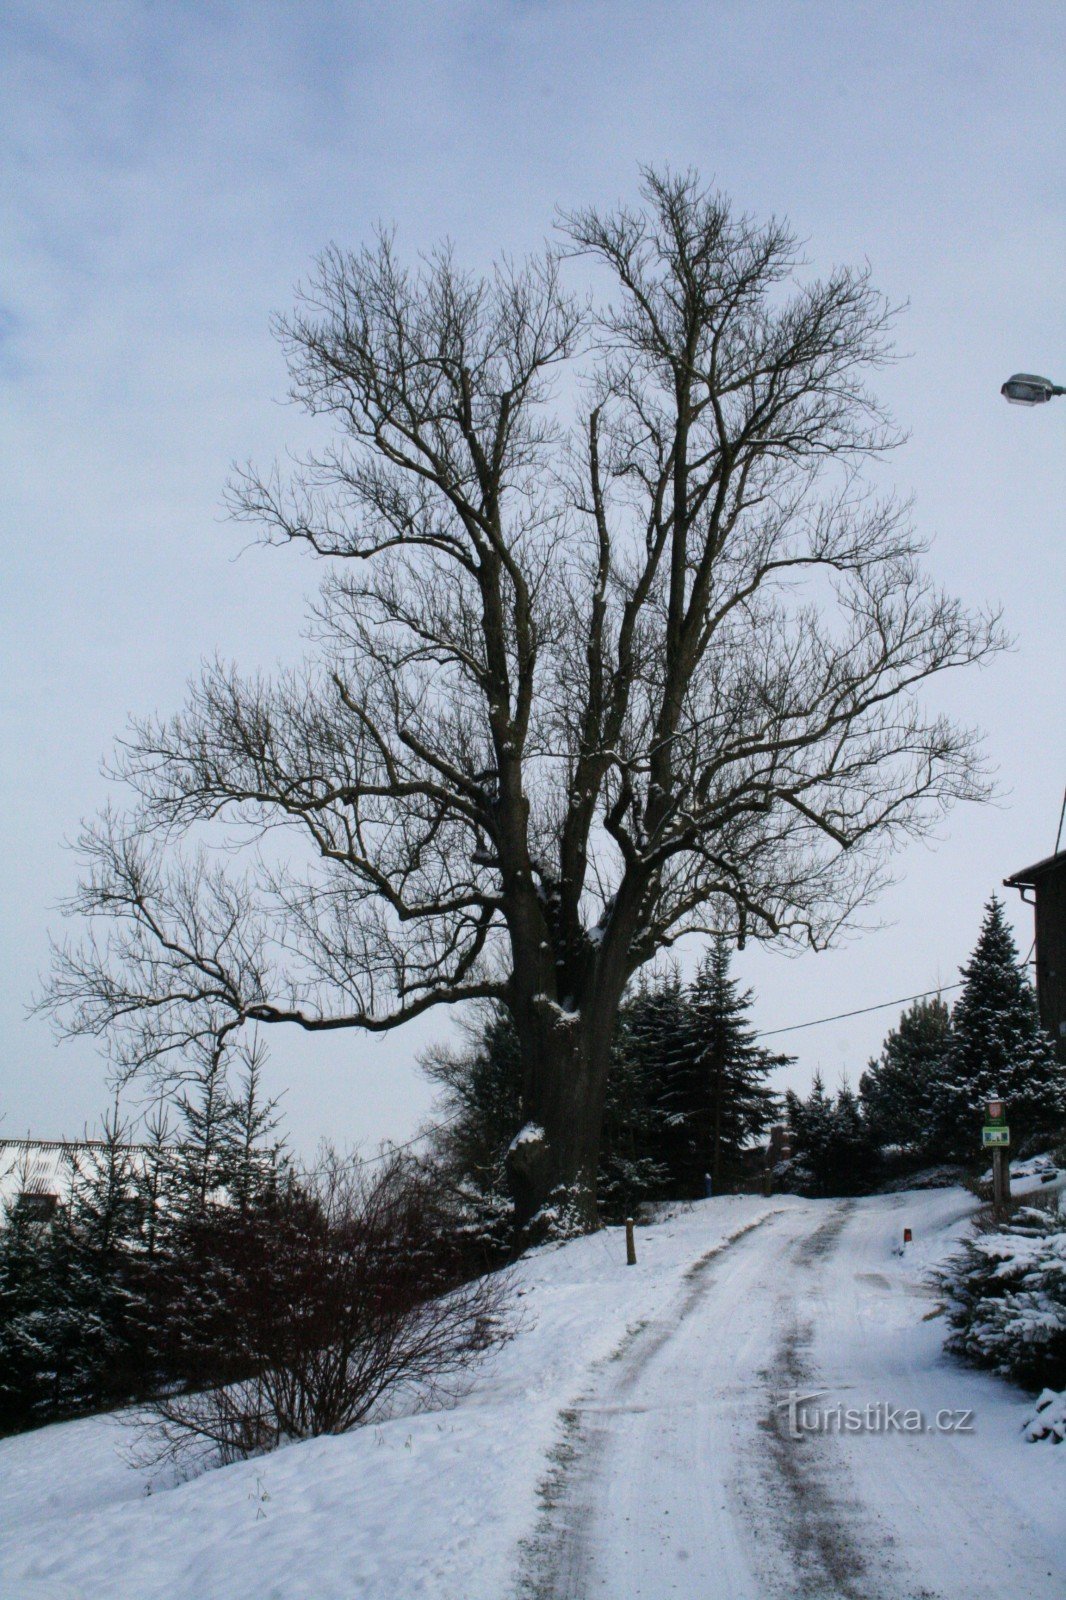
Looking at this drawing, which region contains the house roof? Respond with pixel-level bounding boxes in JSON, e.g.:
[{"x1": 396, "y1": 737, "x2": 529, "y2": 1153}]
[
  {"x1": 1004, "y1": 848, "x2": 1066, "y2": 889},
  {"x1": 0, "y1": 1138, "x2": 158, "y2": 1214}
]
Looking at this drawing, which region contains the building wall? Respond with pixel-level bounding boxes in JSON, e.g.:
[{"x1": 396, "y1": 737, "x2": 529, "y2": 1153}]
[{"x1": 1035, "y1": 865, "x2": 1066, "y2": 1065}]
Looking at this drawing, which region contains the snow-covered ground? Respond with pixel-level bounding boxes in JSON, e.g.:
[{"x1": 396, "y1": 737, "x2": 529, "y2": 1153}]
[
  {"x1": 1, "y1": 1190, "x2": 1063, "y2": 1599},
  {"x1": 978, "y1": 1151, "x2": 1065, "y2": 1198}
]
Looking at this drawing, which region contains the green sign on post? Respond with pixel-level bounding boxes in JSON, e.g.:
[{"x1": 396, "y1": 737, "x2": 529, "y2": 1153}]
[{"x1": 984, "y1": 1100, "x2": 1011, "y2": 1214}]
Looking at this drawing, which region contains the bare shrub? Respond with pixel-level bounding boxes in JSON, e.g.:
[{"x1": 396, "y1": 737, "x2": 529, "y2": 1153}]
[{"x1": 138, "y1": 1151, "x2": 513, "y2": 1469}]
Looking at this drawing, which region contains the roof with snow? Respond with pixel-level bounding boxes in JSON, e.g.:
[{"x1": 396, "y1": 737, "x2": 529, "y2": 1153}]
[
  {"x1": 1004, "y1": 848, "x2": 1066, "y2": 888},
  {"x1": 0, "y1": 1138, "x2": 156, "y2": 1215},
  {"x1": 0, "y1": 1142, "x2": 71, "y2": 1214}
]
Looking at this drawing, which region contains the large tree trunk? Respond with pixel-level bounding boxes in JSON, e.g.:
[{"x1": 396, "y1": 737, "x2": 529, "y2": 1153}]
[{"x1": 505, "y1": 1000, "x2": 614, "y2": 1239}]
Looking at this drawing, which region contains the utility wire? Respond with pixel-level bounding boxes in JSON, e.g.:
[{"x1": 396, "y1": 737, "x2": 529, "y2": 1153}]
[
  {"x1": 753, "y1": 983, "x2": 962, "y2": 1040},
  {"x1": 360, "y1": 1111, "x2": 464, "y2": 1165},
  {"x1": 5, "y1": 947, "x2": 1032, "y2": 1171},
  {"x1": 378, "y1": 981, "x2": 972, "y2": 1156},
  {"x1": 192, "y1": 939, "x2": 1044, "y2": 1163}
]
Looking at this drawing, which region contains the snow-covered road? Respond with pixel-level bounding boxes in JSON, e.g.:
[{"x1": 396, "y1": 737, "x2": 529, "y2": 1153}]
[
  {"x1": 1, "y1": 1191, "x2": 1063, "y2": 1599},
  {"x1": 523, "y1": 1194, "x2": 1066, "y2": 1600}
]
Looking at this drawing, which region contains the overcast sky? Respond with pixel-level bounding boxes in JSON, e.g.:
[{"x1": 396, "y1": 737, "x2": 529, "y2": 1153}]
[{"x1": 2, "y1": 0, "x2": 1063, "y2": 1157}]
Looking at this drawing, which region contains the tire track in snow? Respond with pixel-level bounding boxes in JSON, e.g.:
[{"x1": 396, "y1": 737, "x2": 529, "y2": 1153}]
[
  {"x1": 785, "y1": 1197, "x2": 1066, "y2": 1600},
  {"x1": 514, "y1": 1209, "x2": 784, "y2": 1600},
  {"x1": 519, "y1": 1201, "x2": 920, "y2": 1600},
  {"x1": 748, "y1": 1200, "x2": 927, "y2": 1600}
]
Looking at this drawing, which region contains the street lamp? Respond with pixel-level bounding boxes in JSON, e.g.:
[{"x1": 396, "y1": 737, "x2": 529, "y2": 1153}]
[{"x1": 1000, "y1": 372, "x2": 1065, "y2": 406}]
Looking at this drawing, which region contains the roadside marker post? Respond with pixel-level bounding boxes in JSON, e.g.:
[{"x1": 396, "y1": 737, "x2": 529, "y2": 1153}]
[
  {"x1": 625, "y1": 1216, "x2": 637, "y2": 1266},
  {"x1": 983, "y1": 1098, "x2": 1011, "y2": 1217}
]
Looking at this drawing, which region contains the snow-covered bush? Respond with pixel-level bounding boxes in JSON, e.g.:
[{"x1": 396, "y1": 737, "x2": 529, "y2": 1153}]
[
  {"x1": 529, "y1": 1183, "x2": 595, "y2": 1244},
  {"x1": 1023, "y1": 1387, "x2": 1066, "y2": 1443},
  {"x1": 941, "y1": 1200, "x2": 1066, "y2": 1392}
]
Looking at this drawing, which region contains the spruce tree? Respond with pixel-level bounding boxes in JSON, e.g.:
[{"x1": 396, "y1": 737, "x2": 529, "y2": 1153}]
[
  {"x1": 222, "y1": 1036, "x2": 286, "y2": 1216},
  {"x1": 153, "y1": 1043, "x2": 295, "y2": 1393},
  {"x1": 422, "y1": 1002, "x2": 523, "y2": 1257},
  {"x1": 859, "y1": 994, "x2": 951, "y2": 1156},
  {"x1": 599, "y1": 976, "x2": 678, "y2": 1215},
  {"x1": 0, "y1": 1061, "x2": 299, "y2": 1435},
  {"x1": 0, "y1": 1158, "x2": 70, "y2": 1432},
  {"x1": 612, "y1": 968, "x2": 691, "y2": 1188},
  {"x1": 786, "y1": 1074, "x2": 875, "y2": 1196},
  {"x1": 687, "y1": 939, "x2": 786, "y2": 1190},
  {"x1": 134, "y1": 1101, "x2": 178, "y2": 1268},
  {"x1": 787, "y1": 1073, "x2": 834, "y2": 1194},
  {"x1": 933, "y1": 897, "x2": 1066, "y2": 1161},
  {"x1": 0, "y1": 1117, "x2": 148, "y2": 1432},
  {"x1": 62, "y1": 1110, "x2": 147, "y2": 1411},
  {"x1": 130, "y1": 1101, "x2": 179, "y2": 1390},
  {"x1": 173, "y1": 1043, "x2": 232, "y2": 1216},
  {"x1": 599, "y1": 947, "x2": 784, "y2": 1204},
  {"x1": 829, "y1": 1082, "x2": 876, "y2": 1192},
  {"x1": 151, "y1": 1046, "x2": 238, "y2": 1389}
]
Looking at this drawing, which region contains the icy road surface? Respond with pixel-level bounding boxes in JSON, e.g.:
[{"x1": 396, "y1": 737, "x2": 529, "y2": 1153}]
[{"x1": 1, "y1": 1191, "x2": 1063, "y2": 1599}]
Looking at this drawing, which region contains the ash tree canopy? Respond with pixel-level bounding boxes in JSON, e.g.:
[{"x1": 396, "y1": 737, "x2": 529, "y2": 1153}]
[{"x1": 44, "y1": 169, "x2": 1002, "y2": 1236}]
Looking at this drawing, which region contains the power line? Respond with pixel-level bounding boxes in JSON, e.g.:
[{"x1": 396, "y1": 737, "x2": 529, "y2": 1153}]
[
  {"x1": 382, "y1": 982, "x2": 969, "y2": 1154},
  {"x1": 374, "y1": 959, "x2": 1049, "y2": 1146},
  {"x1": 359, "y1": 1110, "x2": 464, "y2": 1165},
  {"x1": 753, "y1": 983, "x2": 962, "y2": 1040}
]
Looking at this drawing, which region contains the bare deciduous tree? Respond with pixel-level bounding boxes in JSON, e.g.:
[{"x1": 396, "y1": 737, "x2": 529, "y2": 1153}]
[{"x1": 43, "y1": 170, "x2": 1002, "y2": 1234}]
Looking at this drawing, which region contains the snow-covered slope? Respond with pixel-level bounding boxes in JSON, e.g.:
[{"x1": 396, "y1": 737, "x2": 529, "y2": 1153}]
[{"x1": 1, "y1": 1191, "x2": 1062, "y2": 1599}]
